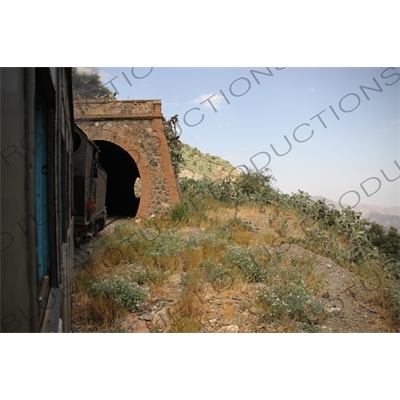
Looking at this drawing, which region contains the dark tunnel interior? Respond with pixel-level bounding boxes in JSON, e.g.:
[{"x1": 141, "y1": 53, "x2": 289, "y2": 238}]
[{"x1": 94, "y1": 140, "x2": 140, "y2": 217}]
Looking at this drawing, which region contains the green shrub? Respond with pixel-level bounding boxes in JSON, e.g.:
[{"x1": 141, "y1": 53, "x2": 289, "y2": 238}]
[
  {"x1": 258, "y1": 279, "x2": 324, "y2": 331},
  {"x1": 87, "y1": 275, "x2": 149, "y2": 311},
  {"x1": 133, "y1": 264, "x2": 169, "y2": 285},
  {"x1": 223, "y1": 245, "x2": 270, "y2": 282},
  {"x1": 144, "y1": 231, "x2": 186, "y2": 257},
  {"x1": 200, "y1": 260, "x2": 234, "y2": 288},
  {"x1": 383, "y1": 285, "x2": 400, "y2": 331},
  {"x1": 367, "y1": 223, "x2": 400, "y2": 263},
  {"x1": 169, "y1": 203, "x2": 189, "y2": 222},
  {"x1": 179, "y1": 168, "x2": 275, "y2": 203}
]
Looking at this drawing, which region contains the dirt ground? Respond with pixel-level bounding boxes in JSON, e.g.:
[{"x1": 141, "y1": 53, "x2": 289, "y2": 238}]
[{"x1": 73, "y1": 213, "x2": 396, "y2": 333}]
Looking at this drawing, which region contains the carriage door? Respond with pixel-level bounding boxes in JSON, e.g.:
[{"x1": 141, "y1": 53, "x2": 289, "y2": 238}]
[{"x1": 35, "y1": 80, "x2": 50, "y2": 286}]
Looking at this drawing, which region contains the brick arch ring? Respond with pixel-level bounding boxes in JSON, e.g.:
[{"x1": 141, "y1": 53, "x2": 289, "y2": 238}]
[{"x1": 98, "y1": 131, "x2": 180, "y2": 219}]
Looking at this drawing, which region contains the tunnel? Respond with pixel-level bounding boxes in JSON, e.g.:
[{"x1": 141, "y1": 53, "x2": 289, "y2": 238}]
[{"x1": 94, "y1": 140, "x2": 140, "y2": 217}]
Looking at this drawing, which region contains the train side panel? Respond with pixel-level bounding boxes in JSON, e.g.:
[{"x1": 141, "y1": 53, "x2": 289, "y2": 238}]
[
  {"x1": 1, "y1": 68, "x2": 39, "y2": 332},
  {"x1": 1, "y1": 68, "x2": 74, "y2": 333}
]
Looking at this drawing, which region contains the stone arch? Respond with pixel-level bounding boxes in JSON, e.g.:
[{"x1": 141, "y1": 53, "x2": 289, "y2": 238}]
[
  {"x1": 74, "y1": 100, "x2": 181, "y2": 219},
  {"x1": 94, "y1": 140, "x2": 141, "y2": 216},
  {"x1": 96, "y1": 134, "x2": 153, "y2": 218}
]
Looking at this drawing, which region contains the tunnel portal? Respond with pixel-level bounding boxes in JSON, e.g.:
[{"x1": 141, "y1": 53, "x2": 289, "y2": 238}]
[
  {"x1": 94, "y1": 140, "x2": 140, "y2": 217},
  {"x1": 74, "y1": 100, "x2": 181, "y2": 218}
]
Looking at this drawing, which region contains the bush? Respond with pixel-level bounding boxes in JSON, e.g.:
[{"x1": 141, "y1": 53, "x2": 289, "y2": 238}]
[
  {"x1": 378, "y1": 226, "x2": 400, "y2": 260},
  {"x1": 367, "y1": 223, "x2": 400, "y2": 278},
  {"x1": 258, "y1": 282, "x2": 324, "y2": 330},
  {"x1": 383, "y1": 285, "x2": 400, "y2": 331},
  {"x1": 87, "y1": 275, "x2": 149, "y2": 311},
  {"x1": 200, "y1": 260, "x2": 234, "y2": 290},
  {"x1": 235, "y1": 170, "x2": 274, "y2": 198},
  {"x1": 133, "y1": 264, "x2": 169, "y2": 285},
  {"x1": 144, "y1": 231, "x2": 186, "y2": 257},
  {"x1": 169, "y1": 203, "x2": 189, "y2": 223},
  {"x1": 223, "y1": 245, "x2": 270, "y2": 282},
  {"x1": 179, "y1": 169, "x2": 275, "y2": 207}
]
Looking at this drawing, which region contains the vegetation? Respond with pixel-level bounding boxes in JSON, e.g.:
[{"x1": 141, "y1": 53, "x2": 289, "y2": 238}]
[
  {"x1": 86, "y1": 276, "x2": 149, "y2": 311},
  {"x1": 366, "y1": 222, "x2": 400, "y2": 281},
  {"x1": 367, "y1": 222, "x2": 400, "y2": 261},
  {"x1": 72, "y1": 143, "x2": 400, "y2": 333},
  {"x1": 163, "y1": 115, "x2": 183, "y2": 178},
  {"x1": 178, "y1": 143, "x2": 239, "y2": 181},
  {"x1": 71, "y1": 67, "x2": 116, "y2": 101}
]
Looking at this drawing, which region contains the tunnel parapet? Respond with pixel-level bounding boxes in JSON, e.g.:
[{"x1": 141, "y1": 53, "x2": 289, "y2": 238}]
[{"x1": 74, "y1": 100, "x2": 181, "y2": 218}]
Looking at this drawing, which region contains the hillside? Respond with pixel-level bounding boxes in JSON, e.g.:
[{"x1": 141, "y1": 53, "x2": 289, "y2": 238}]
[
  {"x1": 178, "y1": 143, "x2": 239, "y2": 181},
  {"x1": 179, "y1": 144, "x2": 400, "y2": 231},
  {"x1": 72, "y1": 143, "x2": 400, "y2": 333}
]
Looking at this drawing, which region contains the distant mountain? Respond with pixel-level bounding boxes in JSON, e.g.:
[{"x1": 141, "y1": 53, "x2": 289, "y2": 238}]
[
  {"x1": 312, "y1": 196, "x2": 400, "y2": 231},
  {"x1": 366, "y1": 212, "x2": 400, "y2": 230}
]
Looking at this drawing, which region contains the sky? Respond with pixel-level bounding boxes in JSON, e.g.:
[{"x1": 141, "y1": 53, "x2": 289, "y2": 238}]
[{"x1": 78, "y1": 67, "x2": 400, "y2": 209}]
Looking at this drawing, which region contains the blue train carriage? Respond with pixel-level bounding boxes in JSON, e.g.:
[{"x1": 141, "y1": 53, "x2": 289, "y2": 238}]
[
  {"x1": 1, "y1": 68, "x2": 75, "y2": 333},
  {"x1": 73, "y1": 124, "x2": 107, "y2": 246}
]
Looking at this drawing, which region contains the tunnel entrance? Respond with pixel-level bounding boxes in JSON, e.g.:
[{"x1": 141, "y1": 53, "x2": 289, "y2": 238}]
[{"x1": 94, "y1": 140, "x2": 140, "y2": 217}]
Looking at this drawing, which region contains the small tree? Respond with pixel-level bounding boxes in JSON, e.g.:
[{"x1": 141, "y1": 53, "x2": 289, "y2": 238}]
[
  {"x1": 382, "y1": 226, "x2": 400, "y2": 259},
  {"x1": 236, "y1": 169, "x2": 274, "y2": 197},
  {"x1": 367, "y1": 222, "x2": 400, "y2": 260},
  {"x1": 367, "y1": 222, "x2": 386, "y2": 249}
]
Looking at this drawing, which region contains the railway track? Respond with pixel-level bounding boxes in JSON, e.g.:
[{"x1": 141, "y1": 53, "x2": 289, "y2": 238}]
[
  {"x1": 105, "y1": 215, "x2": 126, "y2": 228},
  {"x1": 73, "y1": 214, "x2": 128, "y2": 269}
]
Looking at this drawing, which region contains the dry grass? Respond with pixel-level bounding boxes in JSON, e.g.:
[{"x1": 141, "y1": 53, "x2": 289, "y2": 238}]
[
  {"x1": 72, "y1": 196, "x2": 399, "y2": 333},
  {"x1": 73, "y1": 273, "x2": 126, "y2": 331}
]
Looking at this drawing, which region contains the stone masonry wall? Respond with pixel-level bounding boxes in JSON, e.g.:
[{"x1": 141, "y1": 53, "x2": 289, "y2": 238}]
[{"x1": 74, "y1": 100, "x2": 181, "y2": 218}]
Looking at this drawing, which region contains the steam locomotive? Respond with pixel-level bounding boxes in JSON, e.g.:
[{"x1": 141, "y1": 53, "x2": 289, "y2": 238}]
[{"x1": 73, "y1": 125, "x2": 107, "y2": 246}]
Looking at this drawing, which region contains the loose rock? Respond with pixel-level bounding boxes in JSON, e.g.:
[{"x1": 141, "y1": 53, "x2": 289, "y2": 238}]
[{"x1": 217, "y1": 325, "x2": 239, "y2": 333}]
